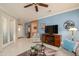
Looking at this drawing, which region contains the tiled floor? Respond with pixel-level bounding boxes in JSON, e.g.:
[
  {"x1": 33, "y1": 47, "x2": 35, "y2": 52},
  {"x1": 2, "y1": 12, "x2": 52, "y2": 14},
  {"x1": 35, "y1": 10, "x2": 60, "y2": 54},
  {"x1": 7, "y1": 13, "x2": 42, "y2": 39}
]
[
  {"x1": 0, "y1": 38, "x2": 74, "y2": 56},
  {"x1": 0, "y1": 38, "x2": 36, "y2": 56}
]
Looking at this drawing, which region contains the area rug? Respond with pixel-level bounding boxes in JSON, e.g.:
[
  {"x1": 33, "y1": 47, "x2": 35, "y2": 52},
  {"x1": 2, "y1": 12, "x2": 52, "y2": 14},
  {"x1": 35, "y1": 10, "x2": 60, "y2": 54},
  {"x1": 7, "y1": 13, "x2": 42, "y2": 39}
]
[{"x1": 18, "y1": 47, "x2": 57, "y2": 56}]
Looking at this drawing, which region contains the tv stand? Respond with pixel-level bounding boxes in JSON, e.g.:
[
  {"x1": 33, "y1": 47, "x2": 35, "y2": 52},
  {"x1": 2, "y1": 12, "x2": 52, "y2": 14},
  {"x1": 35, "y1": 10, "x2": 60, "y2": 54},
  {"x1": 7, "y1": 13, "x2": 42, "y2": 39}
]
[{"x1": 42, "y1": 34, "x2": 61, "y2": 47}]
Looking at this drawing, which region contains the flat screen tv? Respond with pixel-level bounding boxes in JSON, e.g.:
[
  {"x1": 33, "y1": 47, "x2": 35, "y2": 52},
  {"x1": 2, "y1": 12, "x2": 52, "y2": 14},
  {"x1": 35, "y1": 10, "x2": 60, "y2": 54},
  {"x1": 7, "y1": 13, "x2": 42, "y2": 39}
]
[{"x1": 45, "y1": 25, "x2": 58, "y2": 34}]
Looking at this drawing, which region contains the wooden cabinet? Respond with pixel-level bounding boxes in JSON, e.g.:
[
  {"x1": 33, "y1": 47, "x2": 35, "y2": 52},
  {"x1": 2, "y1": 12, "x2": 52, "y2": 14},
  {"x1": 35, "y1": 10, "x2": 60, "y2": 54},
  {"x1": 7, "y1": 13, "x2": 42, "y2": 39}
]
[
  {"x1": 42, "y1": 34, "x2": 61, "y2": 47},
  {"x1": 54, "y1": 35, "x2": 61, "y2": 47}
]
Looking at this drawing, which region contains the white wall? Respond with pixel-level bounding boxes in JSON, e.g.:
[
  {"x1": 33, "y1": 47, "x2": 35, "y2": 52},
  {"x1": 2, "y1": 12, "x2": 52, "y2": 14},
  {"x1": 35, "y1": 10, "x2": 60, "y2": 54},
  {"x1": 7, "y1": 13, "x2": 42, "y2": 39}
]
[{"x1": 0, "y1": 15, "x2": 3, "y2": 51}]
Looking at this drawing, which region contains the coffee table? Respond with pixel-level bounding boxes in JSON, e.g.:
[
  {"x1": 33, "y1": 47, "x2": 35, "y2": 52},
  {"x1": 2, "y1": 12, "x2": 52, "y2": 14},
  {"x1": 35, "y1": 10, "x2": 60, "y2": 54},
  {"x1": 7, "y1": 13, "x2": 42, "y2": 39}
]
[{"x1": 18, "y1": 47, "x2": 57, "y2": 56}]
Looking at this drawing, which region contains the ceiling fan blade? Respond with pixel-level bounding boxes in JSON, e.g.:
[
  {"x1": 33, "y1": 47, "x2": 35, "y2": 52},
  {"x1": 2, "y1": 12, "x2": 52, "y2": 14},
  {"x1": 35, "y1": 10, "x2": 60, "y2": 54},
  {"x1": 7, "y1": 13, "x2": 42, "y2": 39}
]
[
  {"x1": 38, "y1": 3, "x2": 48, "y2": 7},
  {"x1": 24, "y1": 4, "x2": 33, "y2": 8},
  {"x1": 35, "y1": 5, "x2": 38, "y2": 12}
]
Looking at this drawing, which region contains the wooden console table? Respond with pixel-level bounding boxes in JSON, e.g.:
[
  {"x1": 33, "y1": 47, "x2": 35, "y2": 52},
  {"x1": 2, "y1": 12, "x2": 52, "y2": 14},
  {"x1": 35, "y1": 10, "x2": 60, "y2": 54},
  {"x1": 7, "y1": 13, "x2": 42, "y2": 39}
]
[{"x1": 42, "y1": 34, "x2": 61, "y2": 47}]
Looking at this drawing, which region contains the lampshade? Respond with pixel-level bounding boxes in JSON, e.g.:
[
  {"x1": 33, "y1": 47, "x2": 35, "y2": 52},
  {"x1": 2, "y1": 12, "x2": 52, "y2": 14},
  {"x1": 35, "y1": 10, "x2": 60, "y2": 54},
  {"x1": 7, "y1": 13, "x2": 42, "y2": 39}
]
[
  {"x1": 18, "y1": 25, "x2": 21, "y2": 31},
  {"x1": 69, "y1": 27, "x2": 77, "y2": 31}
]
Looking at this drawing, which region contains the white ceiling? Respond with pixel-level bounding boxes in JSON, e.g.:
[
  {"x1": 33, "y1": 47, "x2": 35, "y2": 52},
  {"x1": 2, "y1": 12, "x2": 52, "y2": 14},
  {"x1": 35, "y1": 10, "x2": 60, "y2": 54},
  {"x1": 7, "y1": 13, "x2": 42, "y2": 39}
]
[{"x1": 0, "y1": 3, "x2": 79, "y2": 22}]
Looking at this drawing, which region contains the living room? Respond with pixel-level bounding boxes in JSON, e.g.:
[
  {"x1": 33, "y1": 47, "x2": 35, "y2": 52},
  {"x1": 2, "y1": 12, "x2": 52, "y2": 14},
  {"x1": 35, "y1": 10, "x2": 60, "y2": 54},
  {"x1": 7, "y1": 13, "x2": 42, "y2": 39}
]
[{"x1": 0, "y1": 3, "x2": 79, "y2": 56}]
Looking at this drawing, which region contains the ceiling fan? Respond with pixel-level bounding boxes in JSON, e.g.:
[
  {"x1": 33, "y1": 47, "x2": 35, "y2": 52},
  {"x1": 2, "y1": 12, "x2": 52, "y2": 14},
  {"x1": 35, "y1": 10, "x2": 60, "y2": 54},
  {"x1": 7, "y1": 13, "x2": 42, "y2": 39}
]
[{"x1": 24, "y1": 3, "x2": 48, "y2": 12}]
